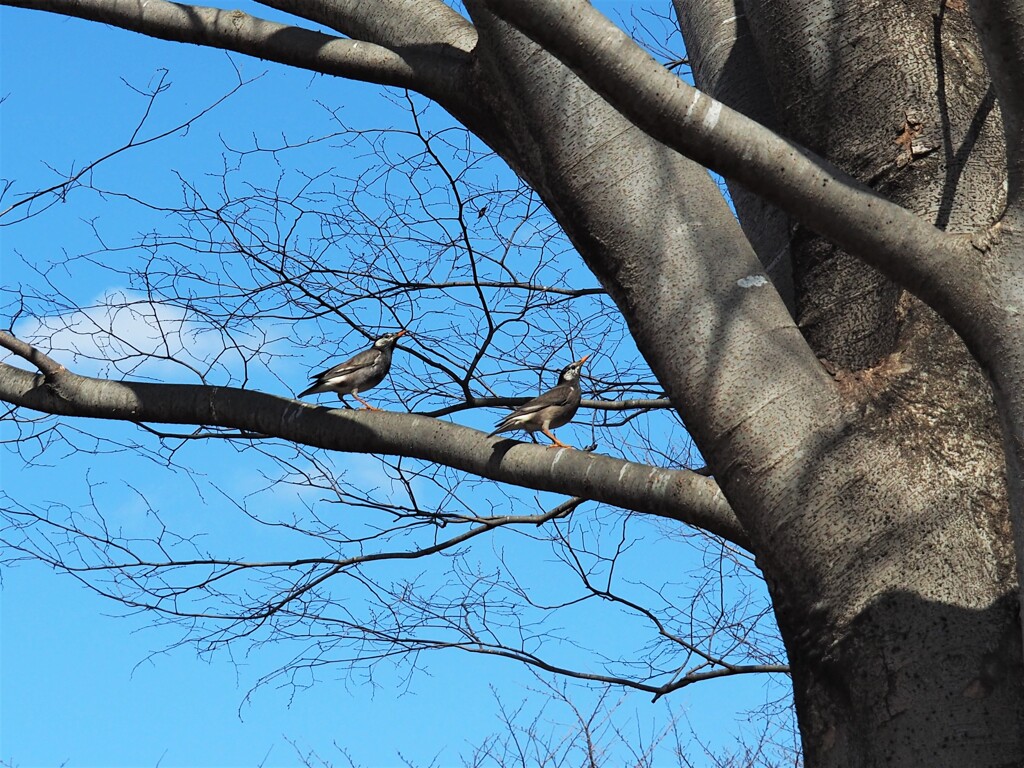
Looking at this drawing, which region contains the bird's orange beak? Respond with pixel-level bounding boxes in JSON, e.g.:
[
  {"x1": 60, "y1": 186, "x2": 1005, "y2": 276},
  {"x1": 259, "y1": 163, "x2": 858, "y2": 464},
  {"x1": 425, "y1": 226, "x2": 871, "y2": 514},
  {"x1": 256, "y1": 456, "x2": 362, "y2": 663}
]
[
  {"x1": 395, "y1": 329, "x2": 408, "y2": 338},
  {"x1": 576, "y1": 354, "x2": 590, "y2": 366}
]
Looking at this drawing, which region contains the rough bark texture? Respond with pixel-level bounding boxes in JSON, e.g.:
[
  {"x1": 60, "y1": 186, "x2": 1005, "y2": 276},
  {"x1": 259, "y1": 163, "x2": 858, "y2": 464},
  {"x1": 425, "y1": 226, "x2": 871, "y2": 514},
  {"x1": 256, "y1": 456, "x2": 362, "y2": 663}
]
[
  {"x1": 476, "y1": 0, "x2": 1024, "y2": 763},
  {"x1": 742, "y1": 0, "x2": 1004, "y2": 369},
  {"x1": 680, "y1": 1, "x2": 1022, "y2": 764}
]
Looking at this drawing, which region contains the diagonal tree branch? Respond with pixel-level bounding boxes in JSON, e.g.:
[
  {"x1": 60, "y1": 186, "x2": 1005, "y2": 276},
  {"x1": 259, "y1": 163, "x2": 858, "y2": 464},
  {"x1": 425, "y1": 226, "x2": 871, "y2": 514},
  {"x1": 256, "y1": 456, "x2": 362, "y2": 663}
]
[
  {"x1": 0, "y1": 331, "x2": 66, "y2": 377},
  {"x1": 0, "y1": 343, "x2": 747, "y2": 550},
  {"x1": 673, "y1": 0, "x2": 795, "y2": 310},
  {"x1": 966, "y1": 0, "x2": 1024, "y2": 215},
  {"x1": 255, "y1": 0, "x2": 477, "y2": 54},
  {"x1": 0, "y1": 0, "x2": 468, "y2": 98},
  {"x1": 463, "y1": 3, "x2": 847, "y2": 555},
  {"x1": 482, "y1": 0, "x2": 977, "y2": 318}
]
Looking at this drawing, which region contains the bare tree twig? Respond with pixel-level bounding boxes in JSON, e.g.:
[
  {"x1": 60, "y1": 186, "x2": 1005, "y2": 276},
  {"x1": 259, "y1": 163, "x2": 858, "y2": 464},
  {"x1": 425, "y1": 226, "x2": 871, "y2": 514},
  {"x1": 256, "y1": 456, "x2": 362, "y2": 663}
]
[
  {"x1": 0, "y1": 69, "x2": 250, "y2": 224},
  {"x1": 419, "y1": 396, "x2": 672, "y2": 418}
]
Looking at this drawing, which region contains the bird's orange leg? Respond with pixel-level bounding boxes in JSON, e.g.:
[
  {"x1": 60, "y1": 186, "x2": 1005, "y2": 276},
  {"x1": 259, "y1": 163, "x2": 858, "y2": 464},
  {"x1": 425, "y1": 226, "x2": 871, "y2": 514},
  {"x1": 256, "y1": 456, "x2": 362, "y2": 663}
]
[
  {"x1": 543, "y1": 427, "x2": 572, "y2": 449},
  {"x1": 352, "y1": 393, "x2": 380, "y2": 411}
]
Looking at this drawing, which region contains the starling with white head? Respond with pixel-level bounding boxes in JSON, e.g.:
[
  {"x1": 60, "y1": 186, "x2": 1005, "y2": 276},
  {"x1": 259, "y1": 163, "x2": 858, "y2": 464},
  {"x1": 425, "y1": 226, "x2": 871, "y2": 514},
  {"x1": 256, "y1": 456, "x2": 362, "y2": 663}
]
[
  {"x1": 299, "y1": 330, "x2": 407, "y2": 410},
  {"x1": 488, "y1": 355, "x2": 589, "y2": 448}
]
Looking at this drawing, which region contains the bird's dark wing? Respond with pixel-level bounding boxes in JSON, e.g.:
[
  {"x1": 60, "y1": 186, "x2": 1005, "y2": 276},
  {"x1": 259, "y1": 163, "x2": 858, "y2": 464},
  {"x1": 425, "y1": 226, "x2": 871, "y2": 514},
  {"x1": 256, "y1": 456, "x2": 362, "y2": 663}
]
[
  {"x1": 310, "y1": 348, "x2": 381, "y2": 381},
  {"x1": 512, "y1": 383, "x2": 575, "y2": 414},
  {"x1": 489, "y1": 384, "x2": 576, "y2": 434}
]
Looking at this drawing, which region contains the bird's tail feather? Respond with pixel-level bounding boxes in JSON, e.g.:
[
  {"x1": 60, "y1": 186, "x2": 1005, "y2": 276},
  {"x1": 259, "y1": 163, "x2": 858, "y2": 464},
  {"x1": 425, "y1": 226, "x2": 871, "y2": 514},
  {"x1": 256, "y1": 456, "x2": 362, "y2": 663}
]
[{"x1": 487, "y1": 422, "x2": 511, "y2": 438}]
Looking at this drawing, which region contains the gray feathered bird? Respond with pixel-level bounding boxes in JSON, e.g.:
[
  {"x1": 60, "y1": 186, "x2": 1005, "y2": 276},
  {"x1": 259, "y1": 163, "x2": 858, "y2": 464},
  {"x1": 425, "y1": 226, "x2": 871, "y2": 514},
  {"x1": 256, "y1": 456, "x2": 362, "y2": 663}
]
[
  {"x1": 489, "y1": 355, "x2": 589, "y2": 448},
  {"x1": 298, "y1": 330, "x2": 406, "y2": 409}
]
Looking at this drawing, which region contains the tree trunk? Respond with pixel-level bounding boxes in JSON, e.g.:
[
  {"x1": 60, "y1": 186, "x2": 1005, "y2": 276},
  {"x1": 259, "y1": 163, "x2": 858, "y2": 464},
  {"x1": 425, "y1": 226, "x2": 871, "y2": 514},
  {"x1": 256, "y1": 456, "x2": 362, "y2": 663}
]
[
  {"x1": 677, "y1": 1, "x2": 1024, "y2": 764},
  {"x1": 472, "y1": 1, "x2": 1024, "y2": 763}
]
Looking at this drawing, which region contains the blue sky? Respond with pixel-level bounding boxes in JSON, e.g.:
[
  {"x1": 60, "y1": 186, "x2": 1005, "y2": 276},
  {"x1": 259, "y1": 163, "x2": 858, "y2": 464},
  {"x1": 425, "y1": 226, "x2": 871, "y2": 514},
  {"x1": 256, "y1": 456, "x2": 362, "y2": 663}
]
[{"x1": 1, "y1": 4, "x2": 793, "y2": 766}]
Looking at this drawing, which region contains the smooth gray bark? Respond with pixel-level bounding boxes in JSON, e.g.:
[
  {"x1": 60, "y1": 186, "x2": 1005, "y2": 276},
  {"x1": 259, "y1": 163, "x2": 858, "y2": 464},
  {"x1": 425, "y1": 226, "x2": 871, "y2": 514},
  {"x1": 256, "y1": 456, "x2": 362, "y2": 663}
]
[
  {"x1": 673, "y1": 0, "x2": 795, "y2": 311},
  {"x1": 256, "y1": 0, "x2": 477, "y2": 53},
  {"x1": 2, "y1": 0, "x2": 465, "y2": 95},
  {"x1": 482, "y1": 0, "x2": 976, "y2": 319}
]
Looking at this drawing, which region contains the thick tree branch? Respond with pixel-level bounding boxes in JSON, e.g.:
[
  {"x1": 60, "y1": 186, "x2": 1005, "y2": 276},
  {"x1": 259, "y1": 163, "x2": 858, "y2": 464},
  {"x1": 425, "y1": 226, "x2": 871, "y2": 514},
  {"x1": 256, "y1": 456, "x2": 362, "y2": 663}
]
[
  {"x1": 0, "y1": 332, "x2": 65, "y2": 377},
  {"x1": 674, "y1": 0, "x2": 794, "y2": 310},
  {"x1": 0, "y1": 358, "x2": 748, "y2": 549},
  {"x1": 255, "y1": 0, "x2": 476, "y2": 55},
  {"x1": 967, "y1": 0, "x2": 1024, "y2": 214},
  {"x1": 483, "y1": 0, "x2": 975, "y2": 315},
  {"x1": 0, "y1": 0, "x2": 464, "y2": 97},
  {"x1": 465, "y1": 4, "x2": 847, "y2": 555},
  {"x1": 248, "y1": 0, "x2": 491, "y2": 133}
]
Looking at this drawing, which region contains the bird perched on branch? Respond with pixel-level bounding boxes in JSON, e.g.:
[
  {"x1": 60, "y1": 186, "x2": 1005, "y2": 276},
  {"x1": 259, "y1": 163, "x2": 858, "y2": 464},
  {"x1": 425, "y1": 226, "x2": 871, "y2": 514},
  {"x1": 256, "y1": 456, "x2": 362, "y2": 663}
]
[
  {"x1": 298, "y1": 330, "x2": 407, "y2": 410},
  {"x1": 489, "y1": 355, "x2": 589, "y2": 448}
]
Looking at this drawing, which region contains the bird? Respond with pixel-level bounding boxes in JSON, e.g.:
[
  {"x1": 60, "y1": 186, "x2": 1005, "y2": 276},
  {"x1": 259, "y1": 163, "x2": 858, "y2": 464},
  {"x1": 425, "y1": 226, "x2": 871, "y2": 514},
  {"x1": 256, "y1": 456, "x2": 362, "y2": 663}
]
[
  {"x1": 298, "y1": 330, "x2": 407, "y2": 410},
  {"x1": 488, "y1": 355, "x2": 589, "y2": 448}
]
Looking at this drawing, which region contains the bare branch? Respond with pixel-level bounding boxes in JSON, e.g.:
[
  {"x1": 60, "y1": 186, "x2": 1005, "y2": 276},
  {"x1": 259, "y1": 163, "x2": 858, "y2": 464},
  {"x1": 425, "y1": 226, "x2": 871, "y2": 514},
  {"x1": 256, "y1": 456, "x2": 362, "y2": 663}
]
[
  {"x1": 0, "y1": 0, "x2": 464, "y2": 96},
  {"x1": 0, "y1": 352, "x2": 747, "y2": 548},
  {"x1": 458, "y1": 644, "x2": 787, "y2": 699},
  {"x1": 1, "y1": 69, "x2": 245, "y2": 225},
  {"x1": 34, "y1": 501, "x2": 582, "y2": 617},
  {"x1": 0, "y1": 331, "x2": 65, "y2": 377},
  {"x1": 419, "y1": 397, "x2": 672, "y2": 419},
  {"x1": 247, "y1": 501, "x2": 585, "y2": 621}
]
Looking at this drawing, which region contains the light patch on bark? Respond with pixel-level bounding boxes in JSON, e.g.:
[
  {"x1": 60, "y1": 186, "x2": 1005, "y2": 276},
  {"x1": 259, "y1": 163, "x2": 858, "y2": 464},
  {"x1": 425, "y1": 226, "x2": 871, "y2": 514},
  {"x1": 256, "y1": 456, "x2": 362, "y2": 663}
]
[
  {"x1": 648, "y1": 467, "x2": 671, "y2": 497},
  {"x1": 684, "y1": 89, "x2": 703, "y2": 122},
  {"x1": 702, "y1": 99, "x2": 723, "y2": 131},
  {"x1": 737, "y1": 275, "x2": 769, "y2": 288}
]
